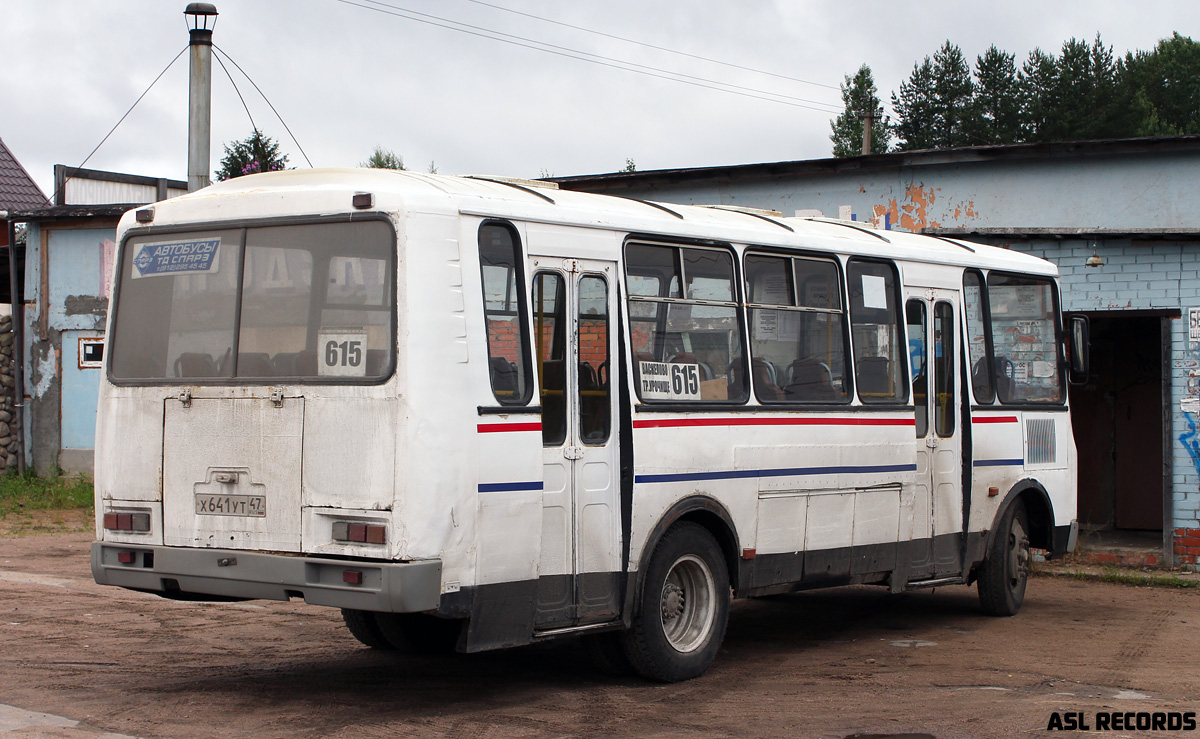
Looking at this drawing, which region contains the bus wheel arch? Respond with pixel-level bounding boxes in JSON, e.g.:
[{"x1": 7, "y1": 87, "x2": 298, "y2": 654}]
[
  {"x1": 633, "y1": 495, "x2": 741, "y2": 612},
  {"x1": 990, "y1": 480, "x2": 1055, "y2": 554},
  {"x1": 976, "y1": 481, "x2": 1053, "y2": 617}
]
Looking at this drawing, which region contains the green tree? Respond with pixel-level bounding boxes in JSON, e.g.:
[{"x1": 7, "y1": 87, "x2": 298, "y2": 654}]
[
  {"x1": 623, "y1": 158, "x2": 637, "y2": 172},
  {"x1": 1018, "y1": 47, "x2": 1058, "y2": 140},
  {"x1": 968, "y1": 46, "x2": 1023, "y2": 144},
  {"x1": 830, "y1": 64, "x2": 892, "y2": 156},
  {"x1": 361, "y1": 146, "x2": 405, "y2": 170},
  {"x1": 892, "y1": 57, "x2": 937, "y2": 150},
  {"x1": 1021, "y1": 35, "x2": 1122, "y2": 142},
  {"x1": 892, "y1": 42, "x2": 974, "y2": 150},
  {"x1": 1119, "y1": 32, "x2": 1200, "y2": 136},
  {"x1": 215, "y1": 129, "x2": 289, "y2": 181}
]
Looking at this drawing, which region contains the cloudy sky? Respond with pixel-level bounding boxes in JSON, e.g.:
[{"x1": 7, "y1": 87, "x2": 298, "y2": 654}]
[{"x1": 5, "y1": 0, "x2": 1199, "y2": 199}]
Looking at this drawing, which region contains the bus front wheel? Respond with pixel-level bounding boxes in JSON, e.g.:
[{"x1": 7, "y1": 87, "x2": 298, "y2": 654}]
[
  {"x1": 622, "y1": 522, "x2": 730, "y2": 682},
  {"x1": 977, "y1": 500, "x2": 1031, "y2": 616}
]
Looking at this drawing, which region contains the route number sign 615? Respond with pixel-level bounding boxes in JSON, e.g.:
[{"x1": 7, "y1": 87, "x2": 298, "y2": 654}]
[{"x1": 318, "y1": 328, "x2": 368, "y2": 377}]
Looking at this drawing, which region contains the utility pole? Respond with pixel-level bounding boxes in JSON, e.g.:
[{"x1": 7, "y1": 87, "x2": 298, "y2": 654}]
[
  {"x1": 860, "y1": 106, "x2": 884, "y2": 156},
  {"x1": 185, "y1": 3, "x2": 218, "y2": 192}
]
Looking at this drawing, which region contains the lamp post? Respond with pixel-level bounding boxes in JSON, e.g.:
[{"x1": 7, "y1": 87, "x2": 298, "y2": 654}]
[{"x1": 185, "y1": 3, "x2": 218, "y2": 192}]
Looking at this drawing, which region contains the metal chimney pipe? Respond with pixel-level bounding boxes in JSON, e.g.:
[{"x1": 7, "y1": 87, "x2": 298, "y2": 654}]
[{"x1": 185, "y1": 3, "x2": 218, "y2": 192}]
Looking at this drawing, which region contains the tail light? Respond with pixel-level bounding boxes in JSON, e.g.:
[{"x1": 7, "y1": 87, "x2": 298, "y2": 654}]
[
  {"x1": 104, "y1": 511, "x2": 151, "y2": 532},
  {"x1": 332, "y1": 521, "x2": 386, "y2": 544}
]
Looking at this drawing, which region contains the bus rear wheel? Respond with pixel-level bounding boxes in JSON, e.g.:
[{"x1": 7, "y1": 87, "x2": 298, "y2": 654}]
[
  {"x1": 341, "y1": 608, "x2": 394, "y2": 649},
  {"x1": 977, "y1": 500, "x2": 1031, "y2": 616},
  {"x1": 621, "y1": 522, "x2": 730, "y2": 682}
]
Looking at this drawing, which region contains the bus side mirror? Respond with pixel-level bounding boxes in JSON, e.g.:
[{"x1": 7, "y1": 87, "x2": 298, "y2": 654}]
[{"x1": 1066, "y1": 315, "x2": 1090, "y2": 386}]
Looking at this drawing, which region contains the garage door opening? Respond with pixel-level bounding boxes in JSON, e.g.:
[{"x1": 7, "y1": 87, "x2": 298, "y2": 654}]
[{"x1": 1069, "y1": 313, "x2": 1168, "y2": 548}]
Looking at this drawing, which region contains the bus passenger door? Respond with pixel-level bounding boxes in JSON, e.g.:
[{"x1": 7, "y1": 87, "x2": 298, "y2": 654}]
[
  {"x1": 531, "y1": 260, "x2": 621, "y2": 629},
  {"x1": 905, "y1": 289, "x2": 964, "y2": 579}
]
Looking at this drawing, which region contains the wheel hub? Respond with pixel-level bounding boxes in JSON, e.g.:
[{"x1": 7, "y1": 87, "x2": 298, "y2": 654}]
[{"x1": 661, "y1": 581, "x2": 685, "y2": 621}]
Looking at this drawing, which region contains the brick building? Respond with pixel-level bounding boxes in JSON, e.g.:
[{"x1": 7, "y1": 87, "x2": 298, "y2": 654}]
[{"x1": 555, "y1": 136, "x2": 1200, "y2": 569}]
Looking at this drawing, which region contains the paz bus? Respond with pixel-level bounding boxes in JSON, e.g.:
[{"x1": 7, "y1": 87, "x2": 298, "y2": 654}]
[{"x1": 91, "y1": 169, "x2": 1085, "y2": 682}]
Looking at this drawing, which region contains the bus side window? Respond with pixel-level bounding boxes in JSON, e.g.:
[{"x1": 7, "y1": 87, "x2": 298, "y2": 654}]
[
  {"x1": 625, "y1": 243, "x2": 747, "y2": 403},
  {"x1": 963, "y1": 270, "x2": 994, "y2": 403},
  {"x1": 478, "y1": 222, "x2": 532, "y2": 404},
  {"x1": 847, "y1": 259, "x2": 907, "y2": 403},
  {"x1": 906, "y1": 300, "x2": 928, "y2": 437},
  {"x1": 744, "y1": 252, "x2": 849, "y2": 403}
]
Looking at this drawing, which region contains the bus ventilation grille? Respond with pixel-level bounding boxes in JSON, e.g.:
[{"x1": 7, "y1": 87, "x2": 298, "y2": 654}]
[{"x1": 1025, "y1": 418, "x2": 1056, "y2": 465}]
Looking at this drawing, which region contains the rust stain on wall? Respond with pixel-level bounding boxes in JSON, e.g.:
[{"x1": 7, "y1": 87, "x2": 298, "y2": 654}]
[
  {"x1": 899, "y1": 183, "x2": 937, "y2": 231},
  {"x1": 873, "y1": 185, "x2": 980, "y2": 232}
]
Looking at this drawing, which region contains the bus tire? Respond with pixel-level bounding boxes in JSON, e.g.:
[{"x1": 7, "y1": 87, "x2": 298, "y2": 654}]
[
  {"x1": 621, "y1": 522, "x2": 730, "y2": 682},
  {"x1": 340, "y1": 608, "x2": 394, "y2": 649},
  {"x1": 977, "y1": 499, "x2": 1031, "y2": 616},
  {"x1": 375, "y1": 613, "x2": 463, "y2": 654}
]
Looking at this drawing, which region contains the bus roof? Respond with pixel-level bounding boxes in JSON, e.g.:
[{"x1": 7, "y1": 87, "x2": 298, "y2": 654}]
[{"x1": 132, "y1": 168, "x2": 1057, "y2": 277}]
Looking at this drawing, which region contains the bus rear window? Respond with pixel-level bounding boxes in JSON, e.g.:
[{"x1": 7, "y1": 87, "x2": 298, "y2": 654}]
[{"x1": 108, "y1": 219, "x2": 395, "y2": 382}]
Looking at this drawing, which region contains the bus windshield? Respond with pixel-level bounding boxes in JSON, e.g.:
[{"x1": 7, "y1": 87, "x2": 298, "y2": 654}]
[{"x1": 108, "y1": 219, "x2": 395, "y2": 382}]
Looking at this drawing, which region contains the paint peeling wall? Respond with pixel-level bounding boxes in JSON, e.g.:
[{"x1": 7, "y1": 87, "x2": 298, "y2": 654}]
[
  {"x1": 22, "y1": 222, "x2": 115, "y2": 475},
  {"x1": 596, "y1": 149, "x2": 1200, "y2": 234}
]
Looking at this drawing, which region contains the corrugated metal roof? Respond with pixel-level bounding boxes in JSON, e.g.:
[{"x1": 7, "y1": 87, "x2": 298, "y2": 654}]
[{"x1": 0, "y1": 137, "x2": 49, "y2": 211}]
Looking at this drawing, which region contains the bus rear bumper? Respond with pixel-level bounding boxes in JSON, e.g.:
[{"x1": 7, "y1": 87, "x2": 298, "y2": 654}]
[{"x1": 91, "y1": 542, "x2": 442, "y2": 613}]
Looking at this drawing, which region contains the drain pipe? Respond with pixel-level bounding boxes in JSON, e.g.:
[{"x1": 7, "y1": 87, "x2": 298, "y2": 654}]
[{"x1": 3, "y1": 212, "x2": 26, "y2": 474}]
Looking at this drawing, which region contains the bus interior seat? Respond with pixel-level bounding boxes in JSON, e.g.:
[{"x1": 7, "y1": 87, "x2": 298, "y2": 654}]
[
  {"x1": 489, "y1": 356, "x2": 520, "y2": 395},
  {"x1": 856, "y1": 357, "x2": 891, "y2": 396},
  {"x1": 272, "y1": 352, "x2": 299, "y2": 376},
  {"x1": 174, "y1": 352, "x2": 219, "y2": 378},
  {"x1": 237, "y1": 352, "x2": 275, "y2": 377},
  {"x1": 783, "y1": 358, "x2": 836, "y2": 400},
  {"x1": 579, "y1": 361, "x2": 600, "y2": 389},
  {"x1": 296, "y1": 350, "x2": 318, "y2": 376},
  {"x1": 752, "y1": 358, "x2": 785, "y2": 401}
]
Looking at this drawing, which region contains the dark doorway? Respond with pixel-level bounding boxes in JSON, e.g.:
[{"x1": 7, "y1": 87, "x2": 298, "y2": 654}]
[{"x1": 1069, "y1": 313, "x2": 1165, "y2": 532}]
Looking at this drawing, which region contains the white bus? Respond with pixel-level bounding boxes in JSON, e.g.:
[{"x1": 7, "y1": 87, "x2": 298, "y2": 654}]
[{"x1": 91, "y1": 169, "x2": 1085, "y2": 682}]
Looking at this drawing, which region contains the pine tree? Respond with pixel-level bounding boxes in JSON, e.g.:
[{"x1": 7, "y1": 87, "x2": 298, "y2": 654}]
[
  {"x1": 215, "y1": 130, "x2": 289, "y2": 181},
  {"x1": 930, "y1": 42, "x2": 976, "y2": 147},
  {"x1": 969, "y1": 46, "x2": 1023, "y2": 144},
  {"x1": 1018, "y1": 48, "x2": 1058, "y2": 141},
  {"x1": 893, "y1": 42, "x2": 975, "y2": 150},
  {"x1": 830, "y1": 64, "x2": 892, "y2": 156},
  {"x1": 361, "y1": 146, "x2": 406, "y2": 170},
  {"x1": 892, "y1": 57, "x2": 938, "y2": 150}
]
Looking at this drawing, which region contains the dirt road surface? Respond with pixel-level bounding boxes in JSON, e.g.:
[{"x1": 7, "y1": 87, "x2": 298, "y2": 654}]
[{"x1": 1, "y1": 529, "x2": 1197, "y2": 739}]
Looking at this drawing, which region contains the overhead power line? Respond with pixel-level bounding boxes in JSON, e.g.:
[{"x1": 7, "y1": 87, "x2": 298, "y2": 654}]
[
  {"x1": 334, "y1": 0, "x2": 843, "y2": 113},
  {"x1": 213, "y1": 45, "x2": 315, "y2": 168},
  {"x1": 52, "y1": 46, "x2": 189, "y2": 206},
  {"x1": 462, "y1": 0, "x2": 841, "y2": 92}
]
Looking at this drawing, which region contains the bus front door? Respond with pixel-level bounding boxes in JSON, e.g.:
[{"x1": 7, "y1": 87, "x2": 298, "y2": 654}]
[
  {"x1": 906, "y1": 288, "x2": 964, "y2": 580},
  {"x1": 530, "y1": 260, "x2": 621, "y2": 629}
]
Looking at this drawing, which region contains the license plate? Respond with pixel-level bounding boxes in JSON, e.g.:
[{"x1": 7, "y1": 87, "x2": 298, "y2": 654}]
[{"x1": 195, "y1": 493, "x2": 266, "y2": 517}]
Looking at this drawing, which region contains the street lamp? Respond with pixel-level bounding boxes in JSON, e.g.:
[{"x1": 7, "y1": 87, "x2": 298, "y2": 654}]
[{"x1": 185, "y1": 3, "x2": 218, "y2": 192}]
